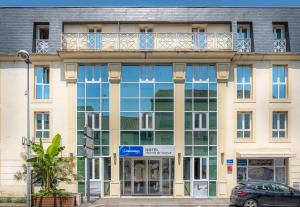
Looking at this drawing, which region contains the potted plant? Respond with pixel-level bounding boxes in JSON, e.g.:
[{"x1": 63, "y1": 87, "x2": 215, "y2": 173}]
[{"x1": 15, "y1": 134, "x2": 77, "y2": 207}]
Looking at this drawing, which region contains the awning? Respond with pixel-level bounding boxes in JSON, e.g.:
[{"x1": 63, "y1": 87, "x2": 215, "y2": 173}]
[{"x1": 236, "y1": 151, "x2": 296, "y2": 158}]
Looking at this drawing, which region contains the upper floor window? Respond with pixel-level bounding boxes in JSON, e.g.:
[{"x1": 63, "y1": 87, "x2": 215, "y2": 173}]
[
  {"x1": 35, "y1": 66, "x2": 49, "y2": 99},
  {"x1": 88, "y1": 27, "x2": 102, "y2": 49},
  {"x1": 34, "y1": 23, "x2": 49, "y2": 53},
  {"x1": 273, "y1": 23, "x2": 288, "y2": 52},
  {"x1": 193, "y1": 112, "x2": 208, "y2": 130},
  {"x1": 140, "y1": 112, "x2": 154, "y2": 130},
  {"x1": 192, "y1": 28, "x2": 206, "y2": 50},
  {"x1": 86, "y1": 113, "x2": 101, "y2": 130},
  {"x1": 237, "y1": 23, "x2": 252, "y2": 52},
  {"x1": 236, "y1": 65, "x2": 252, "y2": 99},
  {"x1": 237, "y1": 112, "x2": 252, "y2": 138},
  {"x1": 140, "y1": 28, "x2": 153, "y2": 49},
  {"x1": 35, "y1": 112, "x2": 49, "y2": 138},
  {"x1": 272, "y1": 112, "x2": 287, "y2": 138},
  {"x1": 272, "y1": 65, "x2": 287, "y2": 99}
]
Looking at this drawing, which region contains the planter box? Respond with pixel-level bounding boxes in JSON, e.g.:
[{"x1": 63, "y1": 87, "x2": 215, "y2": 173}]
[{"x1": 34, "y1": 196, "x2": 75, "y2": 207}]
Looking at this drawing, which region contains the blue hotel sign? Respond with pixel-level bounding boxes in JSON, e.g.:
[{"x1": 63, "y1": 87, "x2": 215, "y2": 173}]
[{"x1": 119, "y1": 146, "x2": 144, "y2": 157}]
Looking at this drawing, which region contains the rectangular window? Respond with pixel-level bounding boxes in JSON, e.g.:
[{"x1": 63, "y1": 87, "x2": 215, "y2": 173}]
[
  {"x1": 35, "y1": 112, "x2": 49, "y2": 138},
  {"x1": 88, "y1": 28, "x2": 102, "y2": 49},
  {"x1": 236, "y1": 66, "x2": 252, "y2": 99},
  {"x1": 272, "y1": 112, "x2": 287, "y2": 138},
  {"x1": 237, "y1": 112, "x2": 252, "y2": 138},
  {"x1": 140, "y1": 28, "x2": 154, "y2": 50},
  {"x1": 87, "y1": 113, "x2": 101, "y2": 130},
  {"x1": 272, "y1": 65, "x2": 287, "y2": 99},
  {"x1": 140, "y1": 112, "x2": 153, "y2": 130},
  {"x1": 194, "y1": 112, "x2": 208, "y2": 130},
  {"x1": 35, "y1": 66, "x2": 50, "y2": 99}
]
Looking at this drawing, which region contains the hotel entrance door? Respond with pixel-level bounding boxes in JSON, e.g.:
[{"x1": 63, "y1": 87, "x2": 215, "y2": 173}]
[{"x1": 120, "y1": 158, "x2": 174, "y2": 196}]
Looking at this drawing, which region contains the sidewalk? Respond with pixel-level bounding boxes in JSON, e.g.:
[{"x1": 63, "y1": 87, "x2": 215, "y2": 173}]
[{"x1": 81, "y1": 198, "x2": 233, "y2": 207}]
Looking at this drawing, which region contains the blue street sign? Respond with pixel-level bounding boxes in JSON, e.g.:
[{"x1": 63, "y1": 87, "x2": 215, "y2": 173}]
[
  {"x1": 227, "y1": 159, "x2": 234, "y2": 165},
  {"x1": 119, "y1": 146, "x2": 144, "y2": 157}
]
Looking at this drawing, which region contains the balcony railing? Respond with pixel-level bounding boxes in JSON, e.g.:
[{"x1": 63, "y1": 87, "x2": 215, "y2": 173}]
[
  {"x1": 274, "y1": 39, "x2": 286, "y2": 53},
  {"x1": 35, "y1": 39, "x2": 49, "y2": 53},
  {"x1": 236, "y1": 38, "x2": 252, "y2": 52},
  {"x1": 61, "y1": 32, "x2": 233, "y2": 51}
]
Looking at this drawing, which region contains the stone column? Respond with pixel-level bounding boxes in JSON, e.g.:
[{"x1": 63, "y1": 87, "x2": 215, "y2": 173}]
[
  {"x1": 108, "y1": 63, "x2": 121, "y2": 197},
  {"x1": 216, "y1": 63, "x2": 230, "y2": 197},
  {"x1": 173, "y1": 63, "x2": 186, "y2": 197}
]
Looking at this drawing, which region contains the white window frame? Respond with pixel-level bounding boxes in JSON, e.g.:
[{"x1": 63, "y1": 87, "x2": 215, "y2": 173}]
[
  {"x1": 236, "y1": 66, "x2": 252, "y2": 99},
  {"x1": 193, "y1": 112, "x2": 208, "y2": 130},
  {"x1": 272, "y1": 66, "x2": 287, "y2": 99},
  {"x1": 35, "y1": 112, "x2": 50, "y2": 138},
  {"x1": 86, "y1": 113, "x2": 101, "y2": 130},
  {"x1": 272, "y1": 112, "x2": 287, "y2": 138},
  {"x1": 35, "y1": 66, "x2": 50, "y2": 99},
  {"x1": 237, "y1": 24, "x2": 250, "y2": 39},
  {"x1": 140, "y1": 112, "x2": 154, "y2": 130},
  {"x1": 237, "y1": 112, "x2": 252, "y2": 138}
]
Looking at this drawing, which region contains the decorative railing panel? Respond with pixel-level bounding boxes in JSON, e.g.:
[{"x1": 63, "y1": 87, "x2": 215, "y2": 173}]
[
  {"x1": 36, "y1": 39, "x2": 49, "y2": 53},
  {"x1": 61, "y1": 32, "x2": 233, "y2": 51},
  {"x1": 236, "y1": 38, "x2": 252, "y2": 52},
  {"x1": 274, "y1": 39, "x2": 286, "y2": 53}
]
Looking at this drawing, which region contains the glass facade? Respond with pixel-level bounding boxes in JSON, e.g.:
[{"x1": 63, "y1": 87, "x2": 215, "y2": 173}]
[
  {"x1": 76, "y1": 64, "x2": 111, "y2": 195},
  {"x1": 184, "y1": 64, "x2": 217, "y2": 197},
  {"x1": 120, "y1": 65, "x2": 174, "y2": 145}
]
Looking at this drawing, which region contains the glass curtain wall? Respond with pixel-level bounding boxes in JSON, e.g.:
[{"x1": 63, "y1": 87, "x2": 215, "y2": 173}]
[
  {"x1": 183, "y1": 64, "x2": 217, "y2": 197},
  {"x1": 76, "y1": 64, "x2": 111, "y2": 195}
]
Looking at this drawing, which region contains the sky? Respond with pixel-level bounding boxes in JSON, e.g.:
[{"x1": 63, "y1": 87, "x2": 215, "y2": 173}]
[{"x1": 0, "y1": 0, "x2": 300, "y2": 7}]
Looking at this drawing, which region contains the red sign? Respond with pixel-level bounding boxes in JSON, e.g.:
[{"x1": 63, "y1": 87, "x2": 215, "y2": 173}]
[{"x1": 227, "y1": 165, "x2": 233, "y2": 173}]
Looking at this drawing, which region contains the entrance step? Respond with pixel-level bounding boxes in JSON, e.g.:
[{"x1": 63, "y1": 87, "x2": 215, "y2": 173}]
[{"x1": 81, "y1": 198, "x2": 232, "y2": 207}]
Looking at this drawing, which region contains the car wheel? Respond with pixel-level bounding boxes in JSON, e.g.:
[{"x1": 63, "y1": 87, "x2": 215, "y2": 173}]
[{"x1": 243, "y1": 199, "x2": 259, "y2": 207}]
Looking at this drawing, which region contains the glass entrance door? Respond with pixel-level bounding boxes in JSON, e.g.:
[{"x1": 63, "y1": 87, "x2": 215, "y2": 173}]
[
  {"x1": 133, "y1": 160, "x2": 147, "y2": 194},
  {"x1": 193, "y1": 157, "x2": 208, "y2": 197},
  {"x1": 148, "y1": 160, "x2": 161, "y2": 194}
]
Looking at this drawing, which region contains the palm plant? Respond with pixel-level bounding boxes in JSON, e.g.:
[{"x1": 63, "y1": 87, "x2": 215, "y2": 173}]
[{"x1": 15, "y1": 134, "x2": 76, "y2": 196}]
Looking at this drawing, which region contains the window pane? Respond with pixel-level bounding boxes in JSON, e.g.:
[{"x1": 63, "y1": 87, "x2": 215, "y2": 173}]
[
  {"x1": 237, "y1": 67, "x2": 243, "y2": 83},
  {"x1": 209, "y1": 83, "x2": 217, "y2": 97},
  {"x1": 155, "y1": 131, "x2": 173, "y2": 145},
  {"x1": 155, "y1": 99, "x2": 173, "y2": 111},
  {"x1": 272, "y1": 67, "x2": 278, "y2": 83},
  {"x1": 86, "y1": 99, "x2": 100, "y2": 111},
  {"x1": 186, "y1": 66, "x2": 193, "y2": 82},
  {"x1": 44, "y1": 114, "x2": 49, "y2": 129},
  {"x1": 209, "y1": 146, "x2": 217, "y2": 156},
  {"x1": 36, "y1": 85, "x2": 43, "y2": 99},
  {"x1": 155, "y1": 65, "x2": 172, "y2": 82},
  {"x1": 101, "y1": 131, "x2": 109, "y2": 145},
  {"x1": 140, "y1": 131, "x2": 154, "y2": 145},
  {"x1": 237, "y1": 84, "x2": 243, "y2": 99},
  {"x1": 102, "y1": 83, "x2": 109, "y2": 98},
  {"x1": 140, "y1": 98, "x2": 154, "y2": 111},
  {"x1": 86, "y1": 83, "x2": 100, "y2": 97},
  {"x1": 121, "y1": 83, "x2": 139, "y2": 97},
  {"x1": 94, "y1": 131, "x2": 100, "y2": 145},
  {"x1": 185, "y1": 83, "x2": 193, "y2": 97},
  {"x1": 279, "y1": 131, "x2": 286, "y2": 137},
  {"x1": 122, "y1": 65, "x2": 139, "y2": 82},
  {"x1": 244, "y1": 113, "x2": 251, "y2": 129},
  {"x1": 185, "y1": 146, "x2": 192, "y2": 156},
  {"x1": 44, "y1": 85, "x2": 50, "y2": 99},
  {"x1": 101, "y1": 112, "x2": 109, "y2": 130},
  {"x1": 273, "y1": 85, "x2": 278, "y2": 99},
  {"x1": 209, "y1": 131, "x2": 217, "y2": 145},
  {"x1": 237, "y1": 113, "x2": 242, "y2": 130},
  {"x1": 278, "y1": 67, "x2": 286, "y2": 83},
  {"x1": 155, "y1": 112, "x2": 173, "y2": 130},
  {"x1": 77, "y1": 112, "x2": 85, "y2": 130},
  {"x1": 248, "y1": 167, "x2": 274, "y2": 182},
  {"x1": 279, "y1": 85, "x2": 286, "y2": 98},
  {"x1": 194, "y1": 99, "x2": 208, "y2": 111},
  {"x1": 244, "y1": 84, "x2": 251, "y2": 99},
  {"x1": 121, "y1": 112, "x2": 139, "y2": 130},
  {"x1": 209, "y1": 99, "x2": 217, "y2": 111},
  {"x1": 185, "y1": 131, "x2": 192, "y2": 145},
  {"x1": 244, "y1": 67, "x2": 251, "y2": 83},
  {"x1": 194, "y1": 131, "x2": 208, "y2": 145},
  {"x1": 121, "y1": 98, "x2": 139, "y2": 111},
  {"x1": 77, "y1": 83, "x2": 85, "y2": 98},
  {"x1": 194, "y1": 146, "x2": 208, "y2": 156},
  {"x1": 155, "y1": 83, "x2": 173, "y2": 98},
  {"x1": 209, "y1": 181, "x2": 216, "y2": 197},
  {"x1": 208, "y1": 66, "x2": 216, "y2": 82},
  {"x1": 101, "y1": 98, "x2": 109, "y2": 111},
  {"x1": 101, "y1": 66, "x2": 108, "y2": 82},
  {"x1": 275, "y1": 167, "x2": 286, "y2": 183},
  {"x1": 194, "y1": 83, "x2": 208, "y2": 97},
  {"x1": 279, "y1": 113, "x2": 286, "y2": 129},
  {"x1": 36, "y1": 113, "x2": 43, "y2": 129},
  {"x1": 140, "y1": 83, "x2": 154, "y2": 97},
  {"x1": 35, "y1": 67, "x2": 43, "y2": 83},
  {"x1": 185, "y1": 112, "x2": 192, "y2": 130},
  {"x1": 201, "y1": 157, "x2": 207, "y2": 179},
  {"x1": 121, "y1": 131, "x2": 139, "y2": 145},
  {"x1": 272, "y1": 113, "x2": 278, "y2": 129},
  {"x1": 209, "y1": 157, "x2": 217, "y2": 180},
  {"x1": 185, "y1": 99, "x2": 193, "y2": 111},
  {"x1": 78, "y1": 66, "x2": 85, "y2": 82},
  {"x1": 209, "y1": 112, "x2": 217, "y2": 129}
]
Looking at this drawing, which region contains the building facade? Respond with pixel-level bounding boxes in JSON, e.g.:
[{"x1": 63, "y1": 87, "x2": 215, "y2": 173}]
[{"x1": 0, "y1": 7, "x2": 300, "y2": 198}]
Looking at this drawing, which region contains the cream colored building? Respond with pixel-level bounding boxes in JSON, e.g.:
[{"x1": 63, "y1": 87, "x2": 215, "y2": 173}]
[{"x1": 0, "y1": 7, "x2": 300, "y2": 198}]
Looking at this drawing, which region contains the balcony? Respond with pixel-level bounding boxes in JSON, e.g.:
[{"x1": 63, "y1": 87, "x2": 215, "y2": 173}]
[
  {"x1": 61, "y1": 32, "x2": 233, "y2": 51},
  {"x1": 35, "y1": 39, "x2": 49, "y2": 53},
  {"x1": 236, "y1": 38, "x2": 251, "y2": 52},
  {"x1": 274, "y1": 39, "x2": 286, "y2": 53}
]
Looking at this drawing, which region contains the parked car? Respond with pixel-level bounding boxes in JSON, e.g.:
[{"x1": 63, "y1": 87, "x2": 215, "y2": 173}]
[{"x1": 230, "y1": 181, "x2": 300, "y2": 207}]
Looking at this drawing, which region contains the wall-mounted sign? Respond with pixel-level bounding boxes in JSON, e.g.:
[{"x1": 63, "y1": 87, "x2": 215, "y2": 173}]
[
  {"x1": 119, "y1": 146, "x2": 143, "y2": 157},
  {"x1": 119, "y1": 145, "x2": 175, "y2": 157},
  {"x1": 226, "y1": 159, "x2": 234, "y2": 165}
]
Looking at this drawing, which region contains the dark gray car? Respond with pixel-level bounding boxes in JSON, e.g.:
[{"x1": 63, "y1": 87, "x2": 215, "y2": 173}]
[{"x1": 230, "y1": 182, "x2": 300, "y2": 207}]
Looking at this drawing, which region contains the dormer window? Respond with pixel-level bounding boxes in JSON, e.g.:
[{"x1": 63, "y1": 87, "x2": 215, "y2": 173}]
[
  {"x1": 237, "y1": 23, "x2": 252, "y2": 52},
  {"x1": 192, "y1": 28, "x2": 206, "y2": 50},
  {"x1": 273, "y1": 23, "x2": 288, "y2": 52},
  {"x1": 140, "y1": 28, "x2": 153, "y2": 49},
  {"x1": 34, "y1": 23, "x2": 49, "y2": 53}
]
